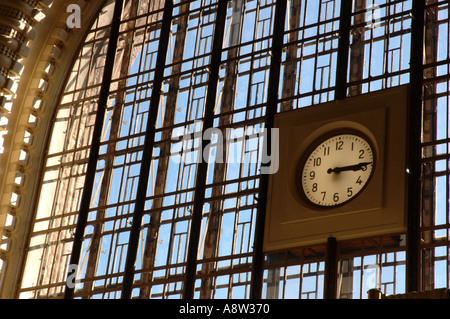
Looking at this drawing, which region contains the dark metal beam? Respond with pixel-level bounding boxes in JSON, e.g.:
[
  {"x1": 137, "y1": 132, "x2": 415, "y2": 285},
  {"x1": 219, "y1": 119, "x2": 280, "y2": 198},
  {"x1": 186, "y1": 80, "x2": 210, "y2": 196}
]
[
  {"x1": 347, "y1": 0, "x2": 366, "y2": 96},
  {"x1": 324, "y1": 1, "x2": 352, "y2": 299},
  {"x1": 335, "y1": 0, "x2": 352, "y2": 100},
  {"x1": 321, "y1": 1, "x2": 353, "y2": 300},
  {"x1": 407, "y1": 0, "x2": 425, "y2": 293},
  {"x1": 183, "y1": 0, "x2": 228, "y2": 299},
  {"x1": 120, "y1": 0, "x2": 174, "y2": 300},
  {"x1": 324, "y1": 236, "x2": 338, "y2": 299},
  {"x1": 82, "y1": 0, "x2": 140, "y2": 298},
  {"x1": 250, "y1": 0, "x2": 287, "y2": 299},
  {"x1": 198, "y1": 0, "x2": 241, "y2": 299},
  {"x1": 138, "y1": 1, "x2": 190, "y2": 299},
  {"x1": 64, "y1": 0, "x2": 125, "y2": 299},
  {"x1": 421, "y1": 0, "x2": 439, "y2": 292}
]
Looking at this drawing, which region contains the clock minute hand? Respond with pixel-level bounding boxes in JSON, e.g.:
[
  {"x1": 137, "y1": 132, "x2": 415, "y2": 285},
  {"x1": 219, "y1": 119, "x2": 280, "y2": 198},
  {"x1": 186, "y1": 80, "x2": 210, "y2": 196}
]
[{"x1": 327, "y1": 161, "x2": 373, "y2": 174}]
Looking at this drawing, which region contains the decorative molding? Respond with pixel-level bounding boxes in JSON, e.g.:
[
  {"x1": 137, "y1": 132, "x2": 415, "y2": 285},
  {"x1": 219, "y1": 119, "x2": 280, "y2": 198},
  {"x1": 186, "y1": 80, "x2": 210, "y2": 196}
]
[{"x1": 0, "y1": 0, "x2": 108, "y2": 298}]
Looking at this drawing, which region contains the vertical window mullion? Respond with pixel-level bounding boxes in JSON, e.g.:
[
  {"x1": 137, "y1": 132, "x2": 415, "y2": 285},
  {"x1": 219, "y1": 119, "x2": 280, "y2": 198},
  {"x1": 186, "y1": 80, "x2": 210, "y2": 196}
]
[
  {"x1": 407, "y1": 0, "x2": 425, "y2": 294},
  {"x1": 335, "y1": 0, "x2": 352, "y2": 100},
  {"x1": 250, "y1": 0, "x2": 287, "y2": 299},
  {"x1": 64, "y1": 0, "x2": 125, "y2": 299},
  {"x1": 183, "y1": 0, "x2": 228, "y2": 299},
  {"x1": 120, "y1": 0, "x2": 174, "y2": 300}
]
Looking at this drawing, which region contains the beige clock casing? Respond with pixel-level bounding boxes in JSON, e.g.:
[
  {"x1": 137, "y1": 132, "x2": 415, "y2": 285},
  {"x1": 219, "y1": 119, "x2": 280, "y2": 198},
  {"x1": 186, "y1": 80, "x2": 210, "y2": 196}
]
[{"x1": 263, "y1": 86, "x2": 409, "y2": 252}]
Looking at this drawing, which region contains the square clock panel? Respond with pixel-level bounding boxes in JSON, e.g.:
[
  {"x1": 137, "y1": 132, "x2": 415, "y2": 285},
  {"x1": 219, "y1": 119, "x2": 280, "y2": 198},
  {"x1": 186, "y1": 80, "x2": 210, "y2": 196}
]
[{"x1": 263, "y1": 86, "x2": 409, "y2": 252}]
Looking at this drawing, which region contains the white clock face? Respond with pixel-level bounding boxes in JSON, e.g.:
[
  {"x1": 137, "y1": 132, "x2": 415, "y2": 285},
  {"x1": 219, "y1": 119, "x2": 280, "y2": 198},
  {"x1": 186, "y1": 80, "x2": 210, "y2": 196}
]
[{"x1": 300, "y1": 132, "x2": 375, "y2": 207}]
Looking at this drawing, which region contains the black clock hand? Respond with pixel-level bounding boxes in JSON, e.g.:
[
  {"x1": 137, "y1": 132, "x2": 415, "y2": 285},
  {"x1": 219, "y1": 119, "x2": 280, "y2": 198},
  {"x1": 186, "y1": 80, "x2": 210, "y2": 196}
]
[{"x1": 327, "y1": 161, "x2": 373, "y2": 174}]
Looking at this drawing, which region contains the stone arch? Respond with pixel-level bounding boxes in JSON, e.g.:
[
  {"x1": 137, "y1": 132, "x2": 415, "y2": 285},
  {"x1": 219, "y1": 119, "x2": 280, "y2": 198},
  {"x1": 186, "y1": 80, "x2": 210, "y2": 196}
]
[{"x1": 0, "y1": 0, "x2": 108, "y2": 298}]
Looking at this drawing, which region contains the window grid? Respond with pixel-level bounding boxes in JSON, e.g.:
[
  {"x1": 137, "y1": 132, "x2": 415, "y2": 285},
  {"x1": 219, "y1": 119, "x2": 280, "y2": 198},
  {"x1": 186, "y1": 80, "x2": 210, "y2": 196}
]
[
  {"x1": 13, "y1": 0, "x2": 450, "y2": 299},
  {"x1": 420, "y1": 0, "x2": 450, "y2": 293},
  {"x1": 337, "y1": 235, "x2": 407, "y2": 299},
  {"x1": 279, "y1": 0, "x2": 341, "y2": 111},
  {"x1": 262, "y1": 246, "x2": 326, "y2": 299},
  {"x1": 129, "y1": 0, "x2": 221, "y2": 299},
  {"x1": 18, "y1": 8, "x2": 115, "y2": 298},
  {"x1": 347, "y1": 0, "x2": 412, "y2": 95}
]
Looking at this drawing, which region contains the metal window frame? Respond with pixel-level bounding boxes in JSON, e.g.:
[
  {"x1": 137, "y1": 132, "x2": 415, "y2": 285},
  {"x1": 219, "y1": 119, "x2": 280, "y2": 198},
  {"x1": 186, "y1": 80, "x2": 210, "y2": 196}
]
[{"x1": 17, "y1": 0, "x2": 445, "y2": 299}]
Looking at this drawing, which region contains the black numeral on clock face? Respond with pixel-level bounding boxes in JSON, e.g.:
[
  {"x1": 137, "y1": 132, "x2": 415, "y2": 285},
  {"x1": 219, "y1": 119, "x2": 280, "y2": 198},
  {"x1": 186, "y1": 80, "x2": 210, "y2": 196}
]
[
  {"x1": 313, "y1": 157, "x2": 321, "y2": 167},
  {"x1": 359, "y1": 149, "x2": 365, "y2": 159},
  {"x1": 347, "y1": 187, "x2": 353, "y2": 197},
  {"x1": 336, "y1": 140, "x2": 343, "y2": 150},
  {"x1": 356, "y1": 176, "x2": 363, "y2": 185},
  {"x1": 333, "y1": 193, "x2": 339, "y2": 202}
]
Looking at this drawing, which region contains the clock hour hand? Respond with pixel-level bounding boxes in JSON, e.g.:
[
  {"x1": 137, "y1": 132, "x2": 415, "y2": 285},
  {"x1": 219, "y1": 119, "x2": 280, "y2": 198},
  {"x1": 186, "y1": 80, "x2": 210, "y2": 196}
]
[{"x1": 327, "y1": 161, "x2": 373, "y2": 174}]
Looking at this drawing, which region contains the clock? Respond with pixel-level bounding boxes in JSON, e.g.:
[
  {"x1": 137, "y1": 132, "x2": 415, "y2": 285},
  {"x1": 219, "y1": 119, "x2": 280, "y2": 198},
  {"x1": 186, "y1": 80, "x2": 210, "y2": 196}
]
[
  {"x1": 299, "y1": 131, "x2": 375, "y2": 207},
  {"x1": 263, "y1": 86, "x2": 409, "y2": 252}
]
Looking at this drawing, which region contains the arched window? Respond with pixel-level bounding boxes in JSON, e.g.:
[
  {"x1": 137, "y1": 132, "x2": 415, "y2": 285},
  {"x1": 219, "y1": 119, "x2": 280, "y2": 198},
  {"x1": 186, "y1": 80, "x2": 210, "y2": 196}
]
[
  {"x1": 9, "y1": 0, "x2": 450, "y2": 300},
  {"x1": 19, "y1": 0, "x2": 273, "y2": 299}
]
